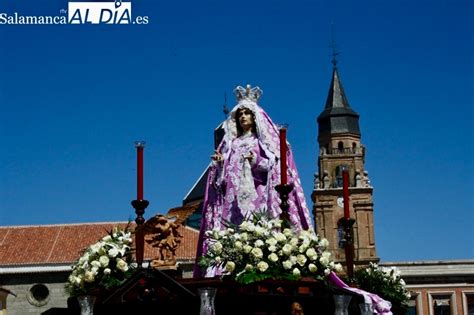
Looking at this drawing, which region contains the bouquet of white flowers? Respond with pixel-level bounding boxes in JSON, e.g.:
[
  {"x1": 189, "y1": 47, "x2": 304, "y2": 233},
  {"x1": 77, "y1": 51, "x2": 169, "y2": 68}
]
[
  {"x1": 354, "y1": 262, "x2": 411, "y2": 314},
  {"x1": 199, "y1": 213, "x2": 342, "y2": 284},
  {"x1": 66, "y1": 225, "x2": 136, "y2": 296}
]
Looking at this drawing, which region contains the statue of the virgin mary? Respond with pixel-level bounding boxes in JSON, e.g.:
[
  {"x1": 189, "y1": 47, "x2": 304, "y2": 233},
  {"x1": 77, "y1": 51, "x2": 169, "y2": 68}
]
[{"x1": 194, "y1": 84, "x2": 313, "y2": 278}]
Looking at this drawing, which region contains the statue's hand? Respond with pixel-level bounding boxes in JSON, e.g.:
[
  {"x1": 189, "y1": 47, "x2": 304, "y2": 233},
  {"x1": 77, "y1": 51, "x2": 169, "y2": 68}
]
[
  {"x1": 244, "y1": 151, "x2": 254, "y2": 163},
  {"x1": 211, "y1": 150, "x2": 223, "y2": 162}
]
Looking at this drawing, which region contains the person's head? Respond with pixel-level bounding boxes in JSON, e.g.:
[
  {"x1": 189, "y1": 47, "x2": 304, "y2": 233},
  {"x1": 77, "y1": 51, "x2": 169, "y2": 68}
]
[{"x1": 235, "y1": 107, "x2": 256, "y2": 136}]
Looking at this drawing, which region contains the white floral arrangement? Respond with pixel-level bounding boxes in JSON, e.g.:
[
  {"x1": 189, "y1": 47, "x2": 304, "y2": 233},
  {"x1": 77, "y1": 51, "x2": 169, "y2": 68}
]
[
  {"x1": 199, "y1": 213, "x2": 342, "y2": 284},
  {"x1": 354, "y1": 262, "x2": 411, "y2": 313},
  {"x1": 66, "y1": 225, "x2": 136, "y2": 296}
]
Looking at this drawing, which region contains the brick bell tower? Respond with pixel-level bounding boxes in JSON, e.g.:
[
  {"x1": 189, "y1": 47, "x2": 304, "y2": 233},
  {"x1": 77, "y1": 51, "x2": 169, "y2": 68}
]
[{"x1": 312, "y1": 59, "x2": 379, "y2": 266}]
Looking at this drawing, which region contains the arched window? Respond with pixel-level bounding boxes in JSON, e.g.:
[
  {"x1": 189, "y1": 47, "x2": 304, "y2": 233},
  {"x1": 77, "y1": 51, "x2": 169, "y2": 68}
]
[
  {"x1": 334, "y1": 165, "x2": 345, "y2": 187},
  {"x1": 352, "y1": 142, "x2": 357, "y2": 153},
  {"x1": 338, "y1": 141, "x2": 344, "y2": 153},
  {"x1": 337, "y1": 218, "x2": 354, "y2": 249}
]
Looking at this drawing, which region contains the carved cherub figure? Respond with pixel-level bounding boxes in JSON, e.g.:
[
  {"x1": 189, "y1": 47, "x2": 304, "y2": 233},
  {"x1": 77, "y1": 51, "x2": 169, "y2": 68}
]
[{"x1": 141, "y1": 205, "x2": 198, "y2": 268}]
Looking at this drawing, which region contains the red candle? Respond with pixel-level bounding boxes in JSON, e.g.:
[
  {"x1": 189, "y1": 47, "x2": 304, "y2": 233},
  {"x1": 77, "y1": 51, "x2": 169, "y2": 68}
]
[
  {"x1": 342, "y1": 169, "x2": 350, "y2": 219},
  {"x1": 279, "y1": 128, "x2": 287, "y2": 185},
  {"x1": 135, "y1": 141, "x2": 145, "y2": 200}
]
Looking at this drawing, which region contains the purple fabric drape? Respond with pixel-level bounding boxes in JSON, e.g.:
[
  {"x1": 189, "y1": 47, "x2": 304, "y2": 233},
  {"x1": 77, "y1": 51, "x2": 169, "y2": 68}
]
[{"x1": 328, "y1": 272, "x2": 393, "y2": 315}]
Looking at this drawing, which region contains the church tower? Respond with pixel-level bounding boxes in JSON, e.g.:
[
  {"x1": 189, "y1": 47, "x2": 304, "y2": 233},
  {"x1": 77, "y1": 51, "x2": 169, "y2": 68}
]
[{"x1": 312, "y1": 60, "x2": 379, "y2": 266}]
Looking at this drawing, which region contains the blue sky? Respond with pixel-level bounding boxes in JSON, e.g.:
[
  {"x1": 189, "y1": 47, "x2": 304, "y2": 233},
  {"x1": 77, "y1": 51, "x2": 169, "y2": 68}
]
[{"x1": 0, "y1": 0, "x2": 472, "y2": 262}]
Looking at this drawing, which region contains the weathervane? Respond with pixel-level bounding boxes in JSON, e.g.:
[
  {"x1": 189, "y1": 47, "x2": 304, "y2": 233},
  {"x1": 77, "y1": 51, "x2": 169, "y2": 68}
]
[{"x1": 330, "y1": 21, "x2": 339, "y2": 67}]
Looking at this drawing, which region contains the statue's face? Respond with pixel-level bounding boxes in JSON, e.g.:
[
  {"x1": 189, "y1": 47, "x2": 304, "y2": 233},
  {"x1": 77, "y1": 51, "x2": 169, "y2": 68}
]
[{"x1": 237, "y1": 107, "x2": 254, "y2": 132}]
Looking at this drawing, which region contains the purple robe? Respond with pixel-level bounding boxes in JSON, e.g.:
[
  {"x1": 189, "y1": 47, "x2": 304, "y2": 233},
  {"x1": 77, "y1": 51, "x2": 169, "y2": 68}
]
[{"x1": 194, "y1": 97, "x2": 313, "y2": 278}]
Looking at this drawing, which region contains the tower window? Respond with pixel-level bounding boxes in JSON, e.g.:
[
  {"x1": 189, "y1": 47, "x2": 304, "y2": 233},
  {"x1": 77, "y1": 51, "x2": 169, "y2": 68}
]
[
  {"x1": 337, "y1": 218, "x2": 353, "y2": 249},
  {"x1": 352, "y1": 142, "x2": 357, "y2": 153},
  {"x1": 334, "y1": 165, "x2": 349, "y2": 187},
  {"x1": 337, "y1": 141, "x2": 344, "y2": 153}
]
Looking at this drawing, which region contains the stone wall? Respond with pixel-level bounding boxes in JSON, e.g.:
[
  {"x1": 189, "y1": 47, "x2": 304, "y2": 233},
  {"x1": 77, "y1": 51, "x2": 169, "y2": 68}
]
[{"x1": 2, "y1": 272, "x2": 69, "y2": 314}]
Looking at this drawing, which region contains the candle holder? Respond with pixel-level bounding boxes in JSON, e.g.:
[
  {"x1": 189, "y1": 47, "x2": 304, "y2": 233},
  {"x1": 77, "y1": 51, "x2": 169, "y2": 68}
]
[
  {"x1": 198, "y1": 287, "x2": 217, "y2": 315},
  {"x1": 132, "y1": 199, "x2": 149, "y2": 265},
  {"x1": 333, "y1": 294, "x2": 352, "y2": 315},
  {"x1": 341, "y1": 217, "x2": 356, "y2": 280},
  {"x1": 275, "y1": 183, "x2": 293, "y2": 226},
  {"x1": 132, "y1": 199, "x2": 149, "y2": 226}
]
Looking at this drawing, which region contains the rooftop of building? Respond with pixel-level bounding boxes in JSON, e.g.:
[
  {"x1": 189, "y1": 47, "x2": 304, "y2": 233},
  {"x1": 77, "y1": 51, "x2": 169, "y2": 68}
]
[{"x1": 0, "y1": 221, "x2": 199, "y2": 273}]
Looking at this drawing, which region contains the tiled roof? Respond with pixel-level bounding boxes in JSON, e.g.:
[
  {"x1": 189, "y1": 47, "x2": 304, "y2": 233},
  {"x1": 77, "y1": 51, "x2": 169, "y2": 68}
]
[{"x1": 0, "y1": 222, "x2": 199, "y2": 266}]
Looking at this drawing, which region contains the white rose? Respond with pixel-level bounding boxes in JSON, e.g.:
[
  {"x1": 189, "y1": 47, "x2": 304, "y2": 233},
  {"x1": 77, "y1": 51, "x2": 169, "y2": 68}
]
[
  {"x1": 239, "y1": 221, "x2": 249, "y2": 231},
  {"x1": 320, "y1": 252, "x2": 331, "y2": 265},
  {"x1": 212, "y1": 228, "x2": 220, "y2": 239},
  {"x1": 289, "y1": 256, "x2": 297, "y2": 265},
  {"x1": 91, "y1": 260, "x2": 101, "y2": 268},
  {"x1": 335, "y1": 263, "x2": 343, "y2": 272},
  {"x1": 299, "y1": 230, "x2": 311, "y2": 240},
  {"x1": 226, "y1": 228, "x2": 235, "y2": 234},
  {"x1": 215, "y1": 256, "x2": 222, "y2": 264},
  {"x1": 306, "y1": 248, "x2": 317, "y2": 260},
  {"x1": 254, "y1": 240, "x2": 264, "y2": 248},
  {"x1": 240, "y1": 232, "x2": 248, "y2": 241},
  {"x1": 257, "y1": 261, "x2": 269, "y2": 272},
  {"x1": 103, "y1": 268, "x2": 112, "y2": 275},
  {"x1": 255, "y1": 226, "x2": 265, "y2": 236},
  {"x1": 225, "y1": 261, "x2": 236, "y2": 273},
  {"x1": 274, "y1": 232, "x2": 286, "y2": 242},
  {"x1": 245, "y1": 264, "x2": 253, "y2": 271},
  {"x1": 308, "y1": 263, "x2": 318, "y2": 273},
  {"x1": 282, "y1": 244, "x2": 293, "y2": 256},
  {"x1": 319, "y1": 238, "x2": 329, "y2": 247},
  {"x1": 324, "y1": 268, "x2": 331, "y2": 275},
  {"x1": 290, "y1": 238, "x2": 299, "y2": 247},
  {"x1": 283, "y1": 260, "x2": 293, "y2": 270},
  {"x1": 90, "y1": 242, "x2": 102, "y2": 253},
  {"x1": 265, "y1": 238, "x2": 278, "y2": 247},
  {"x1": 273, "y1": 219, "x2": 282, "y2": 228},
  {"x1": 282, "y1": 260, "x2": 293, "y2": 270},
  {"x1": 292, "y1": 268, "x2": 301, "y2": 277},
  {"x1": 74, "y1": 276, "x2": 83, "y2": 285},
  {"x1": 246, "y1": 222, "x2": 255, "y2": 232},
  {"x1": 283, "y1": 228, "x2": 293, "y2": 237},
  {"x1": 299, "y1": 244, "x2": 308, "y2": 253},
  {"x1": 108, "y1": 247, "x2": 119, "y2": 258},
  {"x1": 296, "y1": 254, "x2": 307, "y2": 266},
  {"x1": 212, "y1": 242, "x2": 223, "y2": 254},
  {"x1": 251, "y1": 247, "x2": 263, "y2": 259},
  {"x1": 99, "y1": 255, "x2": 110, "y2": 267},
  {"x1": 268, "y1": 253, "x2": 279, "y2": 263},
  {"x1": 320, "y1": 256, "x2": 330, "y2": 266},
  {"x1": 235, "y1": 241, "x2": 243, "y2": 249},
  {"x1": 268, "y1": 245, "x2": 277, "y2": 252},
  {"x1": 116, "y1": 258, "x2": 129, "y2": 272},
  {"x1": 244, "y1": 245, "x2": 253, "y2": 254},
  {"x1": 84, "y1": 271, "x2": 95, "y2": 283}
]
